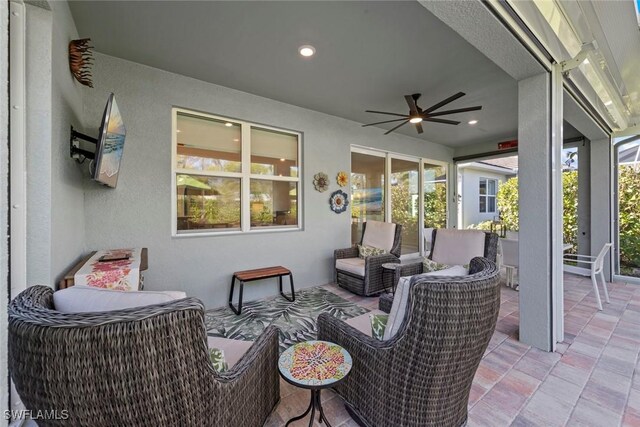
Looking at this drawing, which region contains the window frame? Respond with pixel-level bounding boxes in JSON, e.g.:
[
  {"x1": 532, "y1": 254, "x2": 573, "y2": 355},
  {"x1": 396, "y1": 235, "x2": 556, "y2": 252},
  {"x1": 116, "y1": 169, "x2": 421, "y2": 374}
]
[
  {"x1": 479, "y1": 177, "x2": 498, "y2": 213},
  {"x1": 171, "y1": 107, "x2": 302, "y2": 237}
]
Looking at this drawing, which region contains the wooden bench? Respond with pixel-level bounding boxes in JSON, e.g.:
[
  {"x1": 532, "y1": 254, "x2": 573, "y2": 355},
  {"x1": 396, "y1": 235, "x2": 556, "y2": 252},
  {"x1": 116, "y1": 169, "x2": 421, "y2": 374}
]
[{"x1": 228, "y1": 266, "x2": 295, "y2": 315}]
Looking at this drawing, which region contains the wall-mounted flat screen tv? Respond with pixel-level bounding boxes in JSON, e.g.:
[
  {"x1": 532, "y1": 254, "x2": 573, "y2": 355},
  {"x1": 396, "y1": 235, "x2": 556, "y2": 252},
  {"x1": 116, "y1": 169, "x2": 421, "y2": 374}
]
[{"x1": 92, "y1": 93, "x2": 126, "y2": 188}]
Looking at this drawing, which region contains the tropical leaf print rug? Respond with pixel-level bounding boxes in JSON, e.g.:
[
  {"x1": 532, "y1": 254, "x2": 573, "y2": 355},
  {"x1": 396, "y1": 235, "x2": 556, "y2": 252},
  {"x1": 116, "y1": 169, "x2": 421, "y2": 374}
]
[{"x1": 205, "y1": 287, "x2": 369, "y2": 352}]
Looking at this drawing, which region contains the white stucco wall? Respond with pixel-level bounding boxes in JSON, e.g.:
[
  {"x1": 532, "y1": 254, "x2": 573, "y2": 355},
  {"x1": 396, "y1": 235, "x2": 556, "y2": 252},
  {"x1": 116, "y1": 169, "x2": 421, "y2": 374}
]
[
  {"x1": 50, "y1": 0, "x2": 86, "y2": 285},
  {"x1": 82, "y1": 53, "x2": 453, "y2": 308},
  {"x1": 25, "y1": 1, "x2": 86, "y2": 288},
  {"x1": 1, "y1": 0, "x2": 10, "y2": 421},
  {"x1": 459, "y1": 166, "x2": 507, "y2": 228},
  {"x1": 25, "y1": 4, "x2": 53, "y2": 286}
]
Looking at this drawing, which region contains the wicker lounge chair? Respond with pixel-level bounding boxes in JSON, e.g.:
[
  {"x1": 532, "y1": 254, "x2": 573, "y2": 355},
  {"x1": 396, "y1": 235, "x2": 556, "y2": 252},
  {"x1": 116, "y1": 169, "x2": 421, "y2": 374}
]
[
  {"x1": 335, "y1": 221, "x2": 403, "y2": 296},
  {"x1": 318, "y1": 257, "x2": 501, "y2": 427},
  {"x1": 8, "y1": 285, "x2": 279, "y2": 427}
]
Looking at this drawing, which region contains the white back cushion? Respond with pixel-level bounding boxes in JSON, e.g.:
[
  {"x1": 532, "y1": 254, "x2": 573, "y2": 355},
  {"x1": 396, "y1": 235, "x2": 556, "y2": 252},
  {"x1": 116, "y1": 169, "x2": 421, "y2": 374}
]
[
  {"x1": 383, "y1": 276, "x2": 411, "y2": 340},
  {"x1": 54, "y1": 286, "x2": 187, "y2": 313},
  {"x1": 432, "y1": 229, "x2": 485, "y2": 265},
  {"x1": 362, "y1": 221, "x2": 396, "y2": 252},
  {"x1": 383, "y1": 266, "x2": 469, "y2": 340}
]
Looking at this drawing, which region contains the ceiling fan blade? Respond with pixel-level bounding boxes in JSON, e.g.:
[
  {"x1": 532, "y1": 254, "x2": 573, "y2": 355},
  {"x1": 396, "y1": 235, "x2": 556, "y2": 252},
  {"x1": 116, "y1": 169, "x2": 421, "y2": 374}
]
[
  {"x1": 362, "y1": 118, "x2": 408, "y2": 127},
  {"x1": 365, "y1": 110, "x2": 409, "y2": 118},
  {"x1": 415, "y1": 122, "x2": 424, "y2": 134},
  {"x1": 404, "y1": 95, "x2": 418, "y2": 115},
  {"x1": 424, "y1": 92, "x2": 466, "y2": 113},
  {"x1": 423, "y1": 118, "x2": 460, "y2": 125},
  {"x1": 384, "y1": 120, "x2": 409, "y2": 135},
  {"x1": 427, "y1": 105, "x2": 482, "y2": 117}
]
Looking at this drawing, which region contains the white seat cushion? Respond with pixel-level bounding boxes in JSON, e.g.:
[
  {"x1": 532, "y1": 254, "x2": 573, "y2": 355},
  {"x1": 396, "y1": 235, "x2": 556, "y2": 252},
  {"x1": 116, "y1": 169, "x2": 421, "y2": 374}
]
[
  {"x1": 336, "y1": 257, "x2": 365, "y2": 277},
  {"x1": 431, "y1": 229, "x2": 485, "y2": 266},
  {"x1": 53, "y1": 286, "x2": 187, "y2": 313},
  {"x1": 362, "y1": 221, "x2": 396, "y2": 253},
  {"x1": 383, "y1": 265, "x2": 469, "y2": 340},
  {"x1": 207, "y1": 337, "x2": 254, "y2": 369},
  {"x1": 345, "y1": 309, "x2": 388, "y2": 337}
]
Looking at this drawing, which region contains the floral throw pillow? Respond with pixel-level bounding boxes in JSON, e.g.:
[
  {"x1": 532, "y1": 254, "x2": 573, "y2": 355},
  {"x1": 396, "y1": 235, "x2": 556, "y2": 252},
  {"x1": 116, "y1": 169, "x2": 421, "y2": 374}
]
[
  {"x1": 422, "y1": 258, "x2": 450, "y2": 273},
  {"x1": 209, "y1": 348, "x2": 228, "y2": 373},
  {"x1": 358, "y1": 244, "x2": 386, "y2": 259},
  {"x1": 370, "y1": 314, "x2": 389, "y2": 341}
]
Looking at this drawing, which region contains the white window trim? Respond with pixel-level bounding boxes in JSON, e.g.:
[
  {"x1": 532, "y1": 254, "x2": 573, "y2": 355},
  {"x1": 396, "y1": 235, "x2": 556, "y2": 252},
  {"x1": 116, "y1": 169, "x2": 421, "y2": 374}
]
[
  {"x1": 171, "y1": 107, "x2": 302, "y2": 237},
  {"x1": 479, "y1": 177, "x2": 498, "y2": 213}
]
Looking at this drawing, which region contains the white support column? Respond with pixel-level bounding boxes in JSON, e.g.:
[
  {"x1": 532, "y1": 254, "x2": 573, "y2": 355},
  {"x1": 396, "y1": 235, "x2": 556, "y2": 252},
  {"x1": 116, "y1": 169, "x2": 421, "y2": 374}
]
[
  {"x1": 518, "y1": 69, "x2": 564, "y2": 351},
  {"x1": 590, "y1": 138, "x2": 613, "y2": 279},
  {"x1": 551, "y1": 67, "x2": 564, "y2": 345}
]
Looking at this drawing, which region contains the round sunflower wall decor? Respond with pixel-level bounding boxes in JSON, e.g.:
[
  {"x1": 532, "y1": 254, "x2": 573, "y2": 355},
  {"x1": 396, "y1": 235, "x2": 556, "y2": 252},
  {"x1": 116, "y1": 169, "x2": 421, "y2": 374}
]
[
  {"x1": 313, "y1": 172, "x2": 329, "y2": 192},
  {"x1": 336, "y1": 171, "x2": 348, "y2": 187},
  {"x1": 329, "y1": 190, "x2": 349, "y2": 214}
]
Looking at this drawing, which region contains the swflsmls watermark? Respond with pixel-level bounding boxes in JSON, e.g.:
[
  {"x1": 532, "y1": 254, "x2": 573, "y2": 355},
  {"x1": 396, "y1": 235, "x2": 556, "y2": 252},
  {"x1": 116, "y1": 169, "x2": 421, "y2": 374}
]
[{"x1": 4, "y1": 409, "x2": 70, "y2": 421}]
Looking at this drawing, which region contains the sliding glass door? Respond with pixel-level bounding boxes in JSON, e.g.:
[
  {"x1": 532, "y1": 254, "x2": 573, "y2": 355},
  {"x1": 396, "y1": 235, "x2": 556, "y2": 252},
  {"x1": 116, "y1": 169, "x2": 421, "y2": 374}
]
[
  {"x1": 424, "y1": 162, "x2": 447, "y2": 229},
  {"x1": 351, "y1": 148, "x2": 449, "y2": 257},
  {"x1": 391, "y1": 158, "x2": 420, "y2": 255},
  {"x1": 351, "y1": 151, "x2": 385, "y2": 245}
]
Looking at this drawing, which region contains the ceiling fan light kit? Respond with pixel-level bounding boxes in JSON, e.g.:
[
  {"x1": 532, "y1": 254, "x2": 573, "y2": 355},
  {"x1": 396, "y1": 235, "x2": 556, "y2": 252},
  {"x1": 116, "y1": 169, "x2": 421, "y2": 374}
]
[{"x1": 363, "y1": 92, "x2": 482, "y2": 135}]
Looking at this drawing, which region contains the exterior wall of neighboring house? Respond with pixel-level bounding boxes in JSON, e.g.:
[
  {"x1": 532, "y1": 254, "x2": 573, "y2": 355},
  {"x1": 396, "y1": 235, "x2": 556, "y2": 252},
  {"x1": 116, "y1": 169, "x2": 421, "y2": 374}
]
[{"x1": 458, "y1": 163, "x2": 511, "y2": 228}]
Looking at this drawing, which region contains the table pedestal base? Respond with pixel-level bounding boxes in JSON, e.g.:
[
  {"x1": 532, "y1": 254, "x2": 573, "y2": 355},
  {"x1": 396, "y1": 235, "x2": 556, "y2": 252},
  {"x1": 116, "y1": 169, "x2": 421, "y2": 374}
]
[{"x1": 285, "y1": 389, "x2": 332, "y2": 427}]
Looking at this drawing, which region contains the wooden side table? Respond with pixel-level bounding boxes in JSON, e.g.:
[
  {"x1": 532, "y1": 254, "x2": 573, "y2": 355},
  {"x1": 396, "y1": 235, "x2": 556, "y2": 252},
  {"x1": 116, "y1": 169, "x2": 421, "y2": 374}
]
[
  {"x1": 228, "y1": 266, "x2": 295, "y2": 315},
  {"x1": 59, "y1": 248, "x2": 148, "y2": 290}
]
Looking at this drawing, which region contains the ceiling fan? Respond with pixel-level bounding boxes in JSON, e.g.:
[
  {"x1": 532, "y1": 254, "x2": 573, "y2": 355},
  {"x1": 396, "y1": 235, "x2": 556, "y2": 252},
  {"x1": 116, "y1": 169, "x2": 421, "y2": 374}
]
[{"x1": 363, "y1": 92, "x2": 482, "y2": 135}]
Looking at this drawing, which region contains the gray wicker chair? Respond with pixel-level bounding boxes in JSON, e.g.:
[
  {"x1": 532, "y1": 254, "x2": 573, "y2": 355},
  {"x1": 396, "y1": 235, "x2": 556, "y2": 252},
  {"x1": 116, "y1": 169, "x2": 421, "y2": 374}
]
[
  {"x1": 335, "y1": 221, "x2": 403, "y2": 296},
  {"x1": 8, "y1": 285, "x2": 280, "y2": 427},
  {"x1": 380, "y1": 229, "x2": 498, "y2": 305},
  {"x1": 318, "y1": 257, "x2": 500, "y2": 427}
]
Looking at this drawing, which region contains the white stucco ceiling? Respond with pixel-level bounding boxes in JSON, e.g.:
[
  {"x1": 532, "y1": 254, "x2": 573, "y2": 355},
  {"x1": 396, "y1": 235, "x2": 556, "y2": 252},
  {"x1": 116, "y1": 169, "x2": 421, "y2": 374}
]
[{"x1": 68, "y1": 1, "x2": 519, "y2": 148}]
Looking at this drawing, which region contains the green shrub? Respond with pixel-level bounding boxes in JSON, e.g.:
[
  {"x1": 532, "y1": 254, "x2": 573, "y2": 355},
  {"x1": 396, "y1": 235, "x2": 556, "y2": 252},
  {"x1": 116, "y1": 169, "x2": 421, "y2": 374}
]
[
  {"x1": 619, "y1": 165, "x2": 640, "y2": 268},
  {"x1": 481, "y1": 172, "x2": 579, "y2": 251},
  {"x1": 466, "y1": 220, "x2": 494, "y2": 231}
]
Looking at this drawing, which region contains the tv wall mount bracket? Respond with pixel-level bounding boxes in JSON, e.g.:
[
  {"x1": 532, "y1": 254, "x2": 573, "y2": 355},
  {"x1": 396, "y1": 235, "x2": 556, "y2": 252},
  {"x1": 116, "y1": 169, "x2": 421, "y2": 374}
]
[{"x1": 70, "y1": 125, "x2": 97, "y2": 161}]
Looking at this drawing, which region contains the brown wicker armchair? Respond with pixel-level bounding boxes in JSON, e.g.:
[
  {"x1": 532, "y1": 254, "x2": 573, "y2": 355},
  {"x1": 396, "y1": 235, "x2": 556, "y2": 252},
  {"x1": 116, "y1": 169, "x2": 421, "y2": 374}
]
[
  {"x1": 335, "y1": 221, "x2": 403, "y2": 296},
  {"x1": 8, "y1": 285, "x2": 279, "y2": 427},
  {"x1": 318, "y1": 257, "x2": 500, "y2": 427}
]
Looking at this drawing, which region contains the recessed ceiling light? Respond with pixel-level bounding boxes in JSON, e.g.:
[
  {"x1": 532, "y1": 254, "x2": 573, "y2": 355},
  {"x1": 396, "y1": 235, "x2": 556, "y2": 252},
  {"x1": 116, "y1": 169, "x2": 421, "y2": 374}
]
[
  {"x1": 604, "y1": 100, "x2": 613, "y2": 106},
  {"x1": 233, "y1": 138, "x2": 239, "y2": 142},
  {"x1": 176, "y1": 129, "x2": 182, "y2": 133},
  {"x1": 409, "y1": 117, "x2": 423, "y2": 124},
  {"x1": 280, "y1": 158, "x2": 285, "y2": 161},
  {"x1": 225, "y1": 122, "x2": 233, "y2": 127},
  {"x1": 299, "y1": 45, "x2": 316, "y2": 57},
  {"x1": 468, "y1": 120, "x2": 478, "y2": 125}
]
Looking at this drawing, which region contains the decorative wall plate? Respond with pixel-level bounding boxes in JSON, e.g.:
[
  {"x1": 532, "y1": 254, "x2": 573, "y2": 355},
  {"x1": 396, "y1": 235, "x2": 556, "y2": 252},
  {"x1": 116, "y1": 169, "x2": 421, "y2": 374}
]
[
  {"x1": 336, "y1": 171, "x2": 348, "y2": 187},
  {"x1": 313, "y1": 172, "x2": 329, "y2": 192},
  {"x1": 329, "y1": 190, "x2": 349, "y2": 214}
]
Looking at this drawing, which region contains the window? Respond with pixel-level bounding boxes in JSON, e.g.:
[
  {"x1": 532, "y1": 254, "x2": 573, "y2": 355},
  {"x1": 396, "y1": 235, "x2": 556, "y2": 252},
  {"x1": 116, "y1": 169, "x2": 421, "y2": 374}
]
[
  {"x1": 479, "y1": 178, "x2": 497, "y2": 213},
  {"x1": 173, "y1": 109, "x2": 301, "y2": 235}
]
